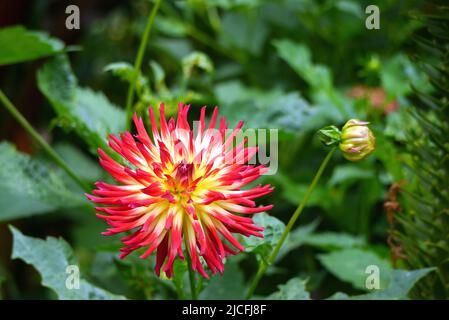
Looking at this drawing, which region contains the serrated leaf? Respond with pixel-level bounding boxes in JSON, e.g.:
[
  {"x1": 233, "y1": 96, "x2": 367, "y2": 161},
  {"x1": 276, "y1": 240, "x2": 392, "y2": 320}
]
[
  {"x1": 215, "y1": 81, "x2": 333, "y2": 136},
  {"x1": 267, "y1": 278, "x2": 311, "y2": 300},
  {"x1": 327, "y1": 165, "x2": 375, "y2": 187},
  {"x1": 318, "y1": 248, "x2": 392, "y2": 290},
  {"x1": 0, "y1": 142, "x2": 84, "y2": 221},
  {"x1": 242, "y1": 212, "x2": 285, "y2": 263},
  {"x1": 37, "y1": 54, "x2": 125, "y2": 155},
  {"x1": 329, "y1": 268, "x2": 435, "y2": 300},
  {"x1": 198, "y1": 256, "x2": 245, "y2": 300},
  {"x1": 10, "y1": 226, "x2": 125, "y2": 300},
  {"x1": 302, "y1": 232, "x2": 366, "y2": 251},
  {"x1": 0, "y1": 25, "x2": 64, "y2": 66},
  {"x1": 54, "y1": 143, "x2": 103, "y2": 181},
  {"x1": 277, "y1": 220, "x2": 320, "y2": 260}
]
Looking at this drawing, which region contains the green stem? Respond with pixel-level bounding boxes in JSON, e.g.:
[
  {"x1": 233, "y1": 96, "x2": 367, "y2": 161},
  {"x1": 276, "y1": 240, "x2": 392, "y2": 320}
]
[
  {"x1": 125, "y1": 0, "x2": 161, "y2": 131},
  {"x1": 186, "y1": 254, "x2": 198, "y2": 300},
  {"x1": 0, "y1": 89, "x2": 90, "y2": 192},
  {"x1": 245, "y1": 147, "x2": 336, "y2": 299}
]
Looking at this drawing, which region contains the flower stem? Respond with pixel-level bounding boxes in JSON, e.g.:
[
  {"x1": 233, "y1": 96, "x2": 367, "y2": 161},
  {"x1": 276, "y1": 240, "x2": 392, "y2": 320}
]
[
  {"x1": 125, "y1": 0, "x2": 161, "y2": 131},
  {"x1": 0, "y1": 89, "x2": 91, "y2": 193},
  {"x1": 245, "y1": 147, "x2": 337, "y2": 299},
  {"x1": 186, "y1": 254, "x2": 198, "y2": 300}
]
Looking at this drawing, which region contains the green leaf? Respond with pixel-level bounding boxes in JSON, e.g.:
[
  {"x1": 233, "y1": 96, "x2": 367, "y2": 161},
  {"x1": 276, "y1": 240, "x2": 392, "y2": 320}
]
[
  {"x1": 54, "y1": 143, "x2": 103, "y2": 181},
  {"x1": 38, "y1": 55, "x2": 125, "y2": 154},
  {"x1": 0, "y1": 25, "x2": 64, "y2": 66},
  {"x1": 219, "y1": 12, "x2": 268, "y2": 55},
  {"x1": 0, "y1": 142, "x2": 84, "y2": 221},
  {"x1": 277, "y1": 220, "x2": 320, "y2": 260},
  {"x1": 380, "y1": 54, "x2": 431, "y2": 98},
  {"x1": 328, "y1": 165, "x2": 375, "y2": 187},
  {"x1": 171, "y1": 259, "x2": 188, "y2": 299},
  {"x1": 269, "y1": 172, "x2": 331, "y2": 208},
  {"x1": 242, "y1": 212, "x2": 285, "y2": 263},
  {"x1": 277, "y1": 221, "x2": 365, "y2": 259},
  {"x1": 149, "y1": 61, "x2": 167, "y2": 90},
  {"x1": 318, "y1": 248, "x2": 392, "y2": 290},
  {"x1": 329, "y1": 268, "x2": 435, "y2": 300},
  {"x1": 267, "y1": 278, "x2": 311, "y2": 300},
  {"x1": 273, "y1": 39, "x2": 332, "y2": 90},
  {"x1": 155, "y1": 17, "x2": 189, "y2": 37},
  {"x1": 182, "y1": 51, "x2": 214, "y2": 78},
  {"x1": 10, "y1": 226, "x2": 125, "y2": 299},
  {"x1": 104, "y1": 62, "x2": 137, "y2": 82},
  {"x1": 302, "y1": 232, "x2": 366, "y2": 251},
  {"x1": 199, "y1": 256, "x2": 246, "y2": 300},
  {"x1": 215, "y1": 81, "x2": 333, "y2": 136}
]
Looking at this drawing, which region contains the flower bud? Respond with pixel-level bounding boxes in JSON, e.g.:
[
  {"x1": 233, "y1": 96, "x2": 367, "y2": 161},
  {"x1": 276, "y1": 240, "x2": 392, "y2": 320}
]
[{"x1": 339, "y1": 119, "x2": 375, "y2": 161}]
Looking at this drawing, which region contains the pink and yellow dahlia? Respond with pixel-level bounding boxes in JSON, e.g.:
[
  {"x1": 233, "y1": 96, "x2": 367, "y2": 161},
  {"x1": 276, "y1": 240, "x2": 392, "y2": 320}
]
[{"x1": 87, "y1": 104, "x2": 273, "y2": 278}]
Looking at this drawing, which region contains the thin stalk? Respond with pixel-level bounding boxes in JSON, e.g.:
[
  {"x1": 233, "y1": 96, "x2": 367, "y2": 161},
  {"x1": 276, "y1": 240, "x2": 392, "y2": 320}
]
[
  {"x1": 245, "y1": 147, "x2": 336, "y2": 299},
  {"x1": 186, "y1": 254, "x2": 197, "y2": 300},
  {"x1": 125, "y1": 0, "x2": 161, "y2": 130},
  {"x1": 0, "y1": 89, "x2": 90, "y2": 192}
]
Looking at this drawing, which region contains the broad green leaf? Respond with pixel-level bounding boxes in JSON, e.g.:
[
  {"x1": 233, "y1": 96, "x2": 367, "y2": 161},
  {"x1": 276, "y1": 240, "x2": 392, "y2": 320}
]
[
  {"x1": 54, "y1": 143, "x2": 103, "y2": 181},
  {"x1": 268, "y1": 172, "x2": 332, "y2": 208},
  {"x1": 328, "y1": 165, "x2": 375, "y2": 187},
  {"x1": 302, "y1": 232, "x2": 365, "y2": 251},
  {"x1": 273, "y1": 39, "x2": 332, "y2": 90},
  {"x1": 10, "y1": 226, "x2": 125, "y2": 300},
  {"x1": 219, "y1": 12, "x2": 268, "y2": 55},
  {"x1": 380, "y1": 54, "x2": 431, "y2": 98},
  {"x1": 277, "y1": 220, "x2": 320, "y2": 260},
  {"x1": 318, "y1": 248, "x2": 392, "y2": 290},
  {"x1": 38, "y1": 55, "x2": 125, "y2": 155},
  {"x1": 242, "y1": 212, "x2": 285, "y2": 263},
  {"x1": 267, "y1": 278, "x2": 310, "y2": 300},
  {"x1": 199, "y1": 256, "x2": 245, "y2": 300},
  {"x1": 0, "y1": 25, "x2": 64, "y2": 66},
  {"x1": 215, "y1": 81, "x2": 333, "y2": 136},
  {"x1": 329, "y1": 268, "x2": 435, "y2": 300},
  {"x1": 0, "y1": 142, "x2": 84, "y2": 221},
  {"x1": 277, "y1": 221, "x2": 364, "y2": 259}
]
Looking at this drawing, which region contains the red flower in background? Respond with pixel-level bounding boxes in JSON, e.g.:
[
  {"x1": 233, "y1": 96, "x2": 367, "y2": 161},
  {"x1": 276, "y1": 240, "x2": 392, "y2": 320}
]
[
  {"x1": 347, "y1": 85, "x2": 399, "y2": 114},
  {"x1": 87, "y1": 104, "x2": 273, "y2": 278}
]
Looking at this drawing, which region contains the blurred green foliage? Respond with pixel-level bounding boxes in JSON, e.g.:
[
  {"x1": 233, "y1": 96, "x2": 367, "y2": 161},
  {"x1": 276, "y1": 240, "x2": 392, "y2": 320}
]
[{"x1": 0, "y1": 0, "x2": 445, "y2": 300}]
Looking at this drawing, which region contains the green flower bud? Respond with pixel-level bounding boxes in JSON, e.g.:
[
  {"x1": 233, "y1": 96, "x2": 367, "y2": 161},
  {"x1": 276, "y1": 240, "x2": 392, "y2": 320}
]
[{"x1": 339, "y1": 119, "x2": 376, "y2": 161}]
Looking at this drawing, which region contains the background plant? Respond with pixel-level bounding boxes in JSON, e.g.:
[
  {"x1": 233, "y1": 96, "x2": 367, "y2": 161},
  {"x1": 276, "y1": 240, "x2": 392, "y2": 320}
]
[{"x1": 0, "y1": 0, "x2": 444, "y2": 300}]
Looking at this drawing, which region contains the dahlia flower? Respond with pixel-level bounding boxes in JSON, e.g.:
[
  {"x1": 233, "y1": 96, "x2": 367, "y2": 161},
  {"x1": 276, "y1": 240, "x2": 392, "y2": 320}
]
[{"x1": 87, "y1": 103, "x2": 273, "y2": 278}]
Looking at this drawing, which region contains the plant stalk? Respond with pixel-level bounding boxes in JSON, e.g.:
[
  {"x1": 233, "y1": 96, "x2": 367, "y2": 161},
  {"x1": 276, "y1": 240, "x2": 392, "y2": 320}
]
[
  {"x1": 245, "y1": 147, "x2": 336, "y2": 299},
  {"x1": 125, "y1": 0, "x2": 161, "y2": 130},
  {"x1": 186, "y1": 254, "x2": 198, "y2": 300},
  {"x1": 0, "y1": 89, "x2": 90, "y2": 192}
]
